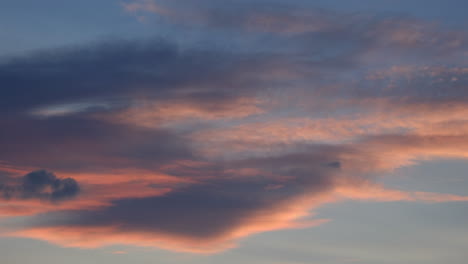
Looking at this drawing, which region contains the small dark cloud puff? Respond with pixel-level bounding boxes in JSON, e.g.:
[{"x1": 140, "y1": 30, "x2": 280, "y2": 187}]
[{"x1": 0, "y1": 170, "x2": 80, "y2": 202}]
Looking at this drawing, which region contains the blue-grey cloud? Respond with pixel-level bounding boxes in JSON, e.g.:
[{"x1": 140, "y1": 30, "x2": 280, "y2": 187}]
[
  {"x1": 28, "y1": 149, "x2": 340, "y2": 239},
  {"x1": 0, "y1": 170, "x2": 79, "y2": 202}
]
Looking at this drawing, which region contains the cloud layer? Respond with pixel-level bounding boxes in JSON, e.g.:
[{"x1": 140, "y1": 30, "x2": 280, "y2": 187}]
[{"x1": 1, "y1": 0, "x2": 468, "y2": 254}]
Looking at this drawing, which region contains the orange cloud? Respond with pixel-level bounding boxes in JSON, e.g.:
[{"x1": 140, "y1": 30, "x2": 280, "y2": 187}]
[
  {"x1": 106, "y1": 97, "x2": 264, "y2": 128},
  {"x1": 334, "y1": 181, "x2": 468, "y2": 203},
  {"x1": 0, "y1": 167, "x2": 190, "y2": 217},
  {"x1": 6, "y1": 178, "x2": 468, "y2": 253},
  {"x1": 5, "y1": 190, "x2": 334, "y2": 253}
]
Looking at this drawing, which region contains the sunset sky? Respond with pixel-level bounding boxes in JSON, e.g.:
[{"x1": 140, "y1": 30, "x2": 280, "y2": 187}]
[{"x1": 1, "y1": 1, "x2": 468, "y2": 263}]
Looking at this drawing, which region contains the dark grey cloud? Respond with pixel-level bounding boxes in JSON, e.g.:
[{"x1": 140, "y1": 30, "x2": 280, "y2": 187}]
[
  {"x1": 0, "y1": 36, "x2": 357, "y2": 172},
  {"x1": 0, "y1": 115, "x2": 193, "y2": 171},
  {"x1": 28, "y1": 147, "x2": 341, "y2": 239},
  {"x1": 0, "y1": 38, "x2": 284, "y2": 115},
  {"x1": 0, "y1": 170, "x2": 79, "y2": 202},
  {"x1": 0, "y1": 38, "x2": 289, "y2": 174}
]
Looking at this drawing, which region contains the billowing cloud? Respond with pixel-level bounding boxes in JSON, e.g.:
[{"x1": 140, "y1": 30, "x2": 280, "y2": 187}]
[{"x1": 0, "y1": 170, "x2": 79, "y2": 202}]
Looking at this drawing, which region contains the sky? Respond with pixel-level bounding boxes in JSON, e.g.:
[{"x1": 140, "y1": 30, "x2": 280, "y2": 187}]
[{"x1": 1, "y1": 0, "x2": 468, "y2": 263}]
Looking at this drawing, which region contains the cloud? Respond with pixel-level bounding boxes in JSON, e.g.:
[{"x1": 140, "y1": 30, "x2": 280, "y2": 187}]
[
  {"x1": 0, "y1": 115, "x2": 194, "y2": 171},
  {"x1": 1, "y1": 150, "x2": 339, "y2": 252},
  {"x1": 112, "y1": 251, "x2": 128, "y2": 254},
  {"x1": 106, "y1": 96, "x2": 264, "y2": 128},
  {"x1": 123, "y1": 0, "x2": 338, "y2": 35},
  {"x1": 0, "y1": 39, "x2": 278, "y2": 115},
  {"x1": 0, "y1": 1, "x2": 467, "y2": 255},
  {"x1": 0, "y1": 170, "x2": 79, "y2": 202},
  {"x1": 123, "y1": 0, "x2": 467, "y2": 59},
  {"x1": 5, "y1": 143, "x2": 468, "y2": 252}
]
